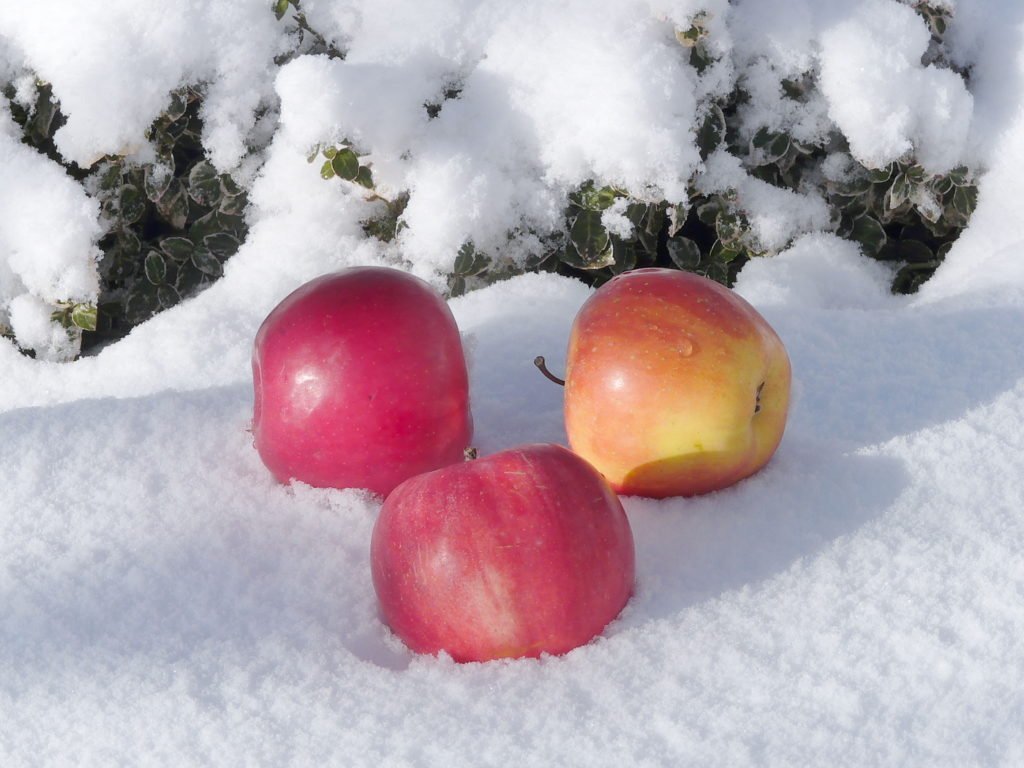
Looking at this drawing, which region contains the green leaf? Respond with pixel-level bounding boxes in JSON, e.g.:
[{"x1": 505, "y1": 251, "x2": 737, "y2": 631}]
[
  {"x1": 144, "y1": 251, "x2": 168, "y2": 285},
  {"x1": 204, "y1": 232, "x2": 240, "y2": 257},
  {"x1": 914, "y1": 189, "x2": 943, "y2": 224},
  {"x1": 320, "y1": 160, "x2": 336, "y2": 180},
  {"x1": 355, "y1": 166, "x2": 374, "y2": 189},
  {"x1": 667, "y1": 237, "x2": 702, "y2": 270},
  {"x1": 767, "y1": 132, "x2": 791, "y2": 163},
  {"x1": 751, "y1": 127, "x2": 773, "y2": 149},
  {"x1": 624, "y1": 201, "x2": 648, "y2": 230},
  {"x1": 119, "y1": 231, "x2": 143, "y2": 258},
  {"x1": 904, "y1": 164, "x2": 927, "y2": 185},
  {"x1": 833, "y1": 193, "x2": 868, "y2": 219},
  {"x1": 97, "y1": 162, "x2": 123, "y2": 192},
  {"x1": 666, "y1": 203, "x2": 688, "y2": 238},
  {"x1": 835, "y1": 174, "x2": 872, "y2": 197},
  {"x1": 188, "y1": 210, "x2": 227, "y2": 243},
  {"x1": 570, "y1": 210, "x2": 611, "y2": 261},
  {"x1": 573, "y1": 183, "x2": 622, "y2": 212},
  {"x1": 174, "y1": 262, "x2": 203, "y2": 295},
  {"x1": 634, "y1": 205, "x2": 663, "y2": 254},
  {"x1": 454, "y1": 243, "x2": 489, "y2": 276},
  {"x1": 952, "y1": 185, "x2": 977, "y2": 218},
  {"x1": 715, "y1": 212, "x2": 744, "y2": 245},
  {"x1": 698, "y1": 105, "x2": 725, "y2": 160},
  {"x1": 868, "y1": 164, "x2": 894, "y2": 184},
  {"x1": 887, "y1": 173, "x2": 912, "y2": 210},
  {"x1": 849, "y1": 215, "x2": 887, "y2": 256},
  {"x1": 166, "y1": 89, "x2": 189, "y2": 122},
  {"x1": 120, "y1": 184, "x2": 146, "y2": 224},
  {"x1": 931, "y1": 175, "x2": 954, "y2": 195},
  {"x1": 157, "y1": 284, "x2": 181, "y2": 310},
  {"x1": 689, "y1": 44, "x2": 713, "y2": 74},
  {"x1": 591, "y1": 186, "x2": 621, "y2": 211},
  {"x1": 191, "y1": 247, "x2": 223, "y2": 278},
  {"x1": 562, "y1": 218, "x2": 614, "y2": 271},
  {"x1": 610, "y1": 238, "x2": 639, "y2": 274},
  {"x1": 899, "y1": 239, "x2": 934, "y2": 264},
  {"x1": 781, "y1": 78, "x2": 804, "y2": 100},
  {"x1": 220, "y1": 175, "x2": 242, "y2": 197},
  {"x1": 750, "y1": 128, "x2": 790, "y2": 165},
  {"x1": 322, "y1": 146, "x2": 338, "y2": 160},
  {"x1": 331, "y1": 149, "x2": 360, "y2": 181},
  {"x1": 188, "y1": 162, "x2": 223, "y2": 207},
  {"x1": 31, "y1": 86, "x2": 58, "y2": 141},
  {"x1": 274, "y1": 0, "x2": 291, "y2": 20},
  {"x1": 696, "y1": 198, "x2": 723, "y2": 227},
  {"x1": 160, "y1": 237, "x2": 195, "y2": 262},
  {"x1": 948, "y1": 166, "x2": 970, "y2": 186},
  {"x1": 155, "y1": 179, "x2": 189, "y2": 230},
  {"x1": 70, "y1": 304, "x2": 98, "y2": 332},
  {"x1": 709, "y1": 239, "x2": 742, "y2": 263},
  {"x1": 144, "y1": 164, "x2": 174, "y2": 201},
  {"x1": 675, "y1": 14, "x2": 708, "y2": 47},
  {"x1": 219, "y1": 192, "x2": 247, "y2": 216},
  {"x1": 448, "y1": 275, "x2": 467, "y2": 298}
]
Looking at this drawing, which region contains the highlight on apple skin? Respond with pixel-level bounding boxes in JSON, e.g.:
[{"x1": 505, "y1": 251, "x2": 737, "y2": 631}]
[
  {"x1": 563, "y1": 268, "x2": 791, "y2": 498},
  {"x1": 251, "y1": 266, "x2": 473, "y2": 497},
  {"x1": 370, "y1": 443, "x2": 636, "y2": 663}
]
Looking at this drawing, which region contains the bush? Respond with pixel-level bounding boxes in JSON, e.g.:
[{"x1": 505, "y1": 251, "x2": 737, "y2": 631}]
[
  {"x1": 1, "y1": 0, "x2": 980, "y2": 361},
  {"x1": 319, "y1": 1, "x2": 977, "y2": 298},
  {"x1": 3, "y1": 82, "x2": 249, "y2": 354}
]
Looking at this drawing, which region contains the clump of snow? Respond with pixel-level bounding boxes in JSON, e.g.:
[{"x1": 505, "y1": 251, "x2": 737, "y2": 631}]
[
  {"x1": 0, "y1": 1, "x2": 284, "y2": 170},
  {"x1": 818, "y1": 0, "x2": 972, "y2": 173},
  {"x1": 0, "y1": 112, "x2": 101, "y2": 360},
  {"x1": 601, "y1": 198, "x2": 636, "y2": 240},
  {"x1": 697, "y1": 150, "x2": 831, "y2": 252},
  {"x1": 735, "y1": 233, "x2": 897, "y2": 310},
  {"x1": 6, "y1": 294, "x2": 76, "y2": 361}
]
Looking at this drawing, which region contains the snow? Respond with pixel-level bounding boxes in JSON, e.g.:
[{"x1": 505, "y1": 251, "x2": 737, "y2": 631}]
[
  {"x1": 0, "y1": 111, "x2": 101, "y2": 360},
  {"x1": 3, "y1": 0, "x2": 1024, "y2": 764},
  {"x1": 818, "y1": 0, "x2": 973, "y2": 173}
]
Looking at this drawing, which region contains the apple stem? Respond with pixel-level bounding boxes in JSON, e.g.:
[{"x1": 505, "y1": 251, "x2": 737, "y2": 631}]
[{"x1": 533, "y1": 356, "x2": 565, "y2": 387}]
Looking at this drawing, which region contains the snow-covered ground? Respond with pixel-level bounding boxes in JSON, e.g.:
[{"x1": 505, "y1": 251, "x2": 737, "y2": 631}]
[{"x1": 4, "y1": 0, "x2": 1024, "y2": 765}]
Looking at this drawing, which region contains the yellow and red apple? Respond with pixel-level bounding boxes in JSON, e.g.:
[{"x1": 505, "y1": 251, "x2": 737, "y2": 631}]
[{"x1": 563, "y1": 268, "x2": 791, "y2": 498}]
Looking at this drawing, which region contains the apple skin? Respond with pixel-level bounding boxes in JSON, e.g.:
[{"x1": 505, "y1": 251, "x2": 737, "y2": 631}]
[
  {"x1": 252, "y1": 267, "x2": 472, "y2": 496},
  {"x1": 564, "y1": 268, "x2": 791, "y2": 498},
  {"x1": 371, "y1": 443, "x2": 635, "y2": 662}
]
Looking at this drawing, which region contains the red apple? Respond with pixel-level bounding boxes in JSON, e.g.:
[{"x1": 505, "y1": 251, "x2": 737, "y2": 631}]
[
  {"x1": 563, "y1": 268, "x2": 791, "y2": 498},
  {"x1": 252, "y1": 266, "x2": 472, "y2": 496},
  {"x1": 371, "y1": 443, "x2": 635, "y2": 662}
]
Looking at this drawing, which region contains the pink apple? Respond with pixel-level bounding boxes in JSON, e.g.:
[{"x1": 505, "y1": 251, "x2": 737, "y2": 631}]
[
  {"x1": 371, "y1": 443, "x2": 635, "y2": 662},
  {"x1": 252, "y1": 266, "x2": 472, "y2": 496},
  {"x1": 563, "y1": 268, "x2": 791, "y2": 498}
]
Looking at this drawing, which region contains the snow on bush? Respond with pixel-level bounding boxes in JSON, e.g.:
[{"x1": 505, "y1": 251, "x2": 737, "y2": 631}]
[
  {"x1": 0, "y1": 107, "x2": 101, "y2": 361},
  {"x1": 0, "y1": 0, "x2": 982, "y2": 360}
]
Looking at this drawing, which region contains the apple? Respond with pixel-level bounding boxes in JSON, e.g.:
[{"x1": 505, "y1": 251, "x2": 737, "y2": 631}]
[
  {"x1": 371, "y1": 443, "x2": 635, "y2": 662},
  {"x1": 559, "y1": 267, "x2": 790, "y2": 498},
  {"x1": 252, "y1": 266, "x2": 472, "y2": 496}
]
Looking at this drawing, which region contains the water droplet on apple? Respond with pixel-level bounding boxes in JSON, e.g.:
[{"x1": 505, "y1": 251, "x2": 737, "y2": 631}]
[{"x1": 677, "y1": 338, "x2": 695, "y2": 357}]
